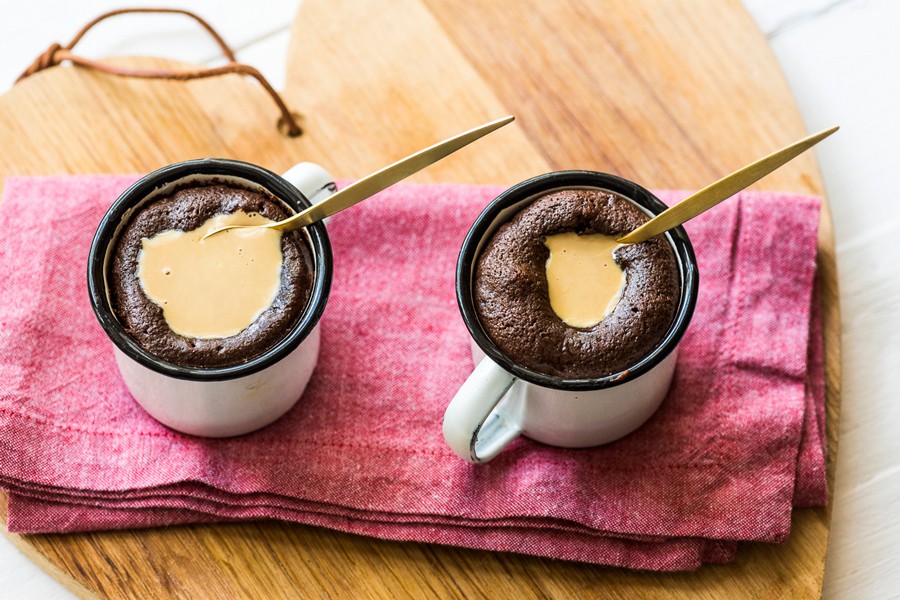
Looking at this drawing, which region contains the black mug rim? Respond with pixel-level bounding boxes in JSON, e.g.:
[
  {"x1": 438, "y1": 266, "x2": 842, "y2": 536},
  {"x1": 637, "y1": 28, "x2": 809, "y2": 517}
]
[
  {"x1": 456, "y1": 170, "x2": 699, "y2": 391},
  {"x1": 87, "y1": 158, "x2": 333, "y2": 382}
]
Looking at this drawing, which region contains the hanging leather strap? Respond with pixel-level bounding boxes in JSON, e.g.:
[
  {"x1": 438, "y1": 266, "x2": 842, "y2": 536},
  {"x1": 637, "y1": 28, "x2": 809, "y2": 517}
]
[{"x1": 16, "y1": 8, "x2": 303, "y2": 137}]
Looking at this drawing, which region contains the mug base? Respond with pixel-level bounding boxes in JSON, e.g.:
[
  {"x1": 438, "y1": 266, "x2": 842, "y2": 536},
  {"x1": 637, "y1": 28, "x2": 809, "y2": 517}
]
[
  {"x1": 113, "y1": 324, "x2": 320, "y2": 438},
  {"x1": 471, "y1": 340, "x2": 676, "y2": 450}
]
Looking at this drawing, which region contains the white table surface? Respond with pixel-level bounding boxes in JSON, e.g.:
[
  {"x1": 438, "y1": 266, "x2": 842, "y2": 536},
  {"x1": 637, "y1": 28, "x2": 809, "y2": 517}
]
[{"x1": 0, "y1": 1, "x2": 897, "y2": 598}]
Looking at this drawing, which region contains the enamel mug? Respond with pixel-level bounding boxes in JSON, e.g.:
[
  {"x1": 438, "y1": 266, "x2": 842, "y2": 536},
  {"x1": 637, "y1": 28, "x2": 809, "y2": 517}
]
[
  {"x1": 443, "y1": 171, "x2": 699, "y2": 463},
  {"x1": 88, "y1": 158, "x2": 335, "y2": 437}
]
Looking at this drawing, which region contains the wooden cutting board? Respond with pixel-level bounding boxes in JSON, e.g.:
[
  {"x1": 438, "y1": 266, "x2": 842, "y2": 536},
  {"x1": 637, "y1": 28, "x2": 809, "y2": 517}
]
[{"x1": 0, "y1": 0, "x2": 840, "y2": 597}]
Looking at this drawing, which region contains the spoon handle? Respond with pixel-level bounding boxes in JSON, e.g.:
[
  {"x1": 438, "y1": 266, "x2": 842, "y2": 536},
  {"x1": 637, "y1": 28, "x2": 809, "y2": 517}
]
[
  {"x1": 276, "y1": 115, "x2": 515, "y2": 232},
  {"x1": 616, "y1": 125, "x2": 839, "y2": 244}
]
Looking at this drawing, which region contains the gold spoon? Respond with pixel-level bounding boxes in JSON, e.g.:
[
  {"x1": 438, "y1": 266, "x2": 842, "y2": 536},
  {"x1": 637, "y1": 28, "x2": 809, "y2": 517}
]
[
  {"x1": 616, "y1": 125, "x2": 839, "y2": 244},
  {"x1": 204, "y1": 115, "x2": 515, "y2": 239}
]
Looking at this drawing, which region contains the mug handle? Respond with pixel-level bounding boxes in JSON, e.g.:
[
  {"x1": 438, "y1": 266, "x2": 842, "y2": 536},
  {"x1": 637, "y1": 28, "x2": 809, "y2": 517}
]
[
  {"x1": 282, "y1": 162, "x2": 338, "y2": 209},
  {"x1": 442, "y1": 357, "x2": 522, "y2": 464}
]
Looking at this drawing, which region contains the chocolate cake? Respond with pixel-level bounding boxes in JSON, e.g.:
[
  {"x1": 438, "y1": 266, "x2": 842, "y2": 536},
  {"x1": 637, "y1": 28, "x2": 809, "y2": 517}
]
[
  {"x1": 109, "y1": 183, "x2": 314, "y2": 368},
  {"x1": 474, "y1": 188, "x2": 680, "y2": 379}
]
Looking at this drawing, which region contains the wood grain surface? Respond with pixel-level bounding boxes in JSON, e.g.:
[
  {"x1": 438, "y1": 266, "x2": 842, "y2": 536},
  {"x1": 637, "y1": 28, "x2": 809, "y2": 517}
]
[{"x1": 0, "y1": 0, "x2": 840, "y2": 598}]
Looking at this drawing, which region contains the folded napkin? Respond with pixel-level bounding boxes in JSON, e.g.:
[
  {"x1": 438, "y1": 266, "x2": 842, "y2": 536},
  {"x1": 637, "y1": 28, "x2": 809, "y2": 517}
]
[{"x1": 0, "y1": 175, "x2": 826, "y2": 571}]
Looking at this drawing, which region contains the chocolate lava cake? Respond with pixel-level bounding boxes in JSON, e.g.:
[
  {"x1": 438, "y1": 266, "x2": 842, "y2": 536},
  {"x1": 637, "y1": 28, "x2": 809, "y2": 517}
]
[
  {"x1": 474, "y1": 188, "x2": 680, "y2": 379},
  {"x1": 109, "y1": 183, "x2": 314, "y2": 368}
]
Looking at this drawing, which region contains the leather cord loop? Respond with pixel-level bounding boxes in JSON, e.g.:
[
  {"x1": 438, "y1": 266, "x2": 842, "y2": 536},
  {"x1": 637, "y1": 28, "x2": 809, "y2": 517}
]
[{"x1": 16, "y1": 8, "x2": 302, "y2": 137}]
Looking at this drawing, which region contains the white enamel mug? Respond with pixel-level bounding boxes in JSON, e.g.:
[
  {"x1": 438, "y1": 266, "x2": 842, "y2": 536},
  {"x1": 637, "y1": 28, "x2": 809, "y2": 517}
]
[
  {"x1": 88, "y1": 158, "x2": 336, "y2": 437},
  {"x1": 443, "y1": 171, "x2": 699, "y2": 463}
]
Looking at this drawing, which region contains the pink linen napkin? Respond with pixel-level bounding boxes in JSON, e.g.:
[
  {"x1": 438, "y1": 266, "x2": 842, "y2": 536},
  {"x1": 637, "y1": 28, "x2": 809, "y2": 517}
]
[{"x1": 0, "y1": 175, "x2": 826, "y2": 571}]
